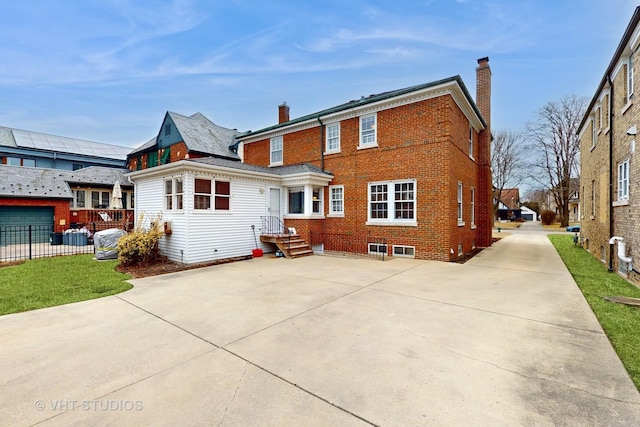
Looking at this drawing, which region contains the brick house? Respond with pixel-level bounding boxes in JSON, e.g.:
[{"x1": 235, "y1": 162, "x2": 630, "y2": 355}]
[
  {"x1": 578, "y1": 7, "x2": 640, "y2": 281},
  {"x1": 129, "y1": 57, "x2": 492, "y2": 263},
  {"x1": 238, "y1": 58, "x2": 493, "y2": 261}
]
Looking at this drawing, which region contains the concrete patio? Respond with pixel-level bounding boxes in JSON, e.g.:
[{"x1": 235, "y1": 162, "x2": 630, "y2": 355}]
[{"x1": 1, "y1": 224, "x2": 639, "y2": 425}]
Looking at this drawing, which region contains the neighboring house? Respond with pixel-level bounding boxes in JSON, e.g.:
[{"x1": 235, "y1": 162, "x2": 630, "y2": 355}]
[
  {"x1": 0, "y1": 125, "x2": 130, "y2": 170},
  {"x1": 129, "y1": 57, "x2": 492, "y2": 264},
  {"x1": 495, "y1": 188, "x2": 521, "y2": 221},
  {"x1": 520, "y1": 205, "x2": 537, "y2": 221},
  {"x1": 0, "y1": 165, "x2": 134, "y2": 241},
  {"x1": 578, "y1": 7, "x2": 640, "y2": 282},
  {"x1": 126, "y1": 112, "x2": 240, "y2": 171},
  {"x1": 540, "y1": 178, "x2": 580, "y2": 222}
]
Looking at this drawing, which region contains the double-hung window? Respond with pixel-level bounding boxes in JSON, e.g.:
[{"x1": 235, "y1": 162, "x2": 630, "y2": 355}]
[
  {"x1": 329, "y1": 185, "x2": 344, "y2": 215},
  {"x1": 194, "y1": 179, "x2": 211, "y2": 209},
  {"x1": 270, "y1": 136, "x2": 283, "y2": 165},
  {"x1": 359, "y1": 114, "x2": 377, "y2": 148},
  {"x1": 367, "y1": 180, "x2": 416, "y2": 224},
  {"x1": 468, "y1": 126, "x2": 474, "y2": 158},
  {"x1": 457, "y1": 182, "x2": 463, "y2": 224},
  {"x1": 618, "y1": 159, "x2": 630, "y2": 201},
  {"x1": 165, "y1": 178, "x2": 183, "y2": 210},
  {"x1": 326, "y1": 123, "x2": 340, "y2": 153},
  {"x1": 470, "y1": 188, "x2": 476, "y2": 227},
  {"x1": 628, "y1": 53, "x2": 634, "y2": 103},
  {"x1": 194, "y1": 178, "x2": 230, "y2": 210},
  {"x1": 75, "y1": 190, "x2": 86, "y2": 208}
]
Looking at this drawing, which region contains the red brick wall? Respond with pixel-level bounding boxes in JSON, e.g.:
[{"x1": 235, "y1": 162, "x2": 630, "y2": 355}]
[
  {"x1": 128, "y1": 141, "x2": 192, "y2": 170},
  {"x1": 243, "y1": 93, "x2": 488, "y2": 261},
  {"x1": 1, "y1": 198, "x2": 71, "y2": 231}
]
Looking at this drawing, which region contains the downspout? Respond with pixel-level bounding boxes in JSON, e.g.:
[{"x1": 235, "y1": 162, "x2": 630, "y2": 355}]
[
  {"x1": 317, "y1": 117, "x2": 325, "y2": 172},
  {"x1": 608, "y1": 74, "x2": 615, "y2": 272}
]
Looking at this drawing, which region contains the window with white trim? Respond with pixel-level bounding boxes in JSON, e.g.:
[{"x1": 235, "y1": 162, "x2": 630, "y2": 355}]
[
  {"x1": 165, "y1": 178, "x2": 183, "y2": 210},
  {"x1": 591, "y1": 116, "x2": 597, "y2": 148},
  {"x1": 470, "y1": 187, "x2": 475, "y2": 226},
  {"x1": 359, "y1": 114, "x2": 377, "y2": 147},
  {"x1": 368, "y1": 243, "x2": 387, "y2": 255},
  {"x1": 618, "y1": 159, "x2": 630, "y2": 200},
  {"x1": 214, "y1": 181, "x2": 231, "y2": 210},
  {"x1": 74, "y1": 190, "x2": 86, "y2": 208},
  {"x1": 393, "y1": 245, "x2": 415, "y2": 258},
  {"x1": 329, "y1": 185, "x2": 344, "y2": 215},
  {"x1": 288, "y1": 187, "x2": 304, "y2": 214},
  {"x1": 312, "y1": 187, "x2": 323, "y2": 214},
  {"x1": 591, "y1": 180, "x2": 596, "y2": 217},
  {"x1": 367, "y1": 180, "x2": 416, "y2": 224},
  {"x1": 270, "y1": 136, "x2": 283, "y2": 165},
  {"x1": 628, "y1": 53, "x2": 634, "y2": 103},
  {"x1": 457, "y1": 182, "x2": 463, "y2": 223},
  {"x1": 326, "y1": 123, "x2": 340, "y2": 153},
  {"x1": 92, "y1": 190, "x2": 111, "y2": 209},
  {"x1": 468, "y1": 125, "x2": 474, "y2": 158},
  {"x1": 193, "y1": 178, "x2": 231, "y2": 210}
]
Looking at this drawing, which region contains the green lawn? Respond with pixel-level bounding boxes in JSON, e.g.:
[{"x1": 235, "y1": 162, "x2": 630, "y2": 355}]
[
  {"x1": 549, "y1": 234, "x2": 640, "y2": 390},
  {"x1": 0, "y1": 254, "x2": 132, "y2": 316}
]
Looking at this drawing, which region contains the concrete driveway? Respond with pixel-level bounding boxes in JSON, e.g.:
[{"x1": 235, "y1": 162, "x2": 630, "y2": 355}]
[{"x1": 2, "y1": 224, "x2": 640, "y2": 426}]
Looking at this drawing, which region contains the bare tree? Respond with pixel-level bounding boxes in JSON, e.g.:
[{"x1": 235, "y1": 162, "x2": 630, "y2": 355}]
[
  {"x1": 492, "y1": 130, "x2": 526, "y2": 220},
  {"x1": 527, "y1": 95, "x2": 587, "y2": 227}
]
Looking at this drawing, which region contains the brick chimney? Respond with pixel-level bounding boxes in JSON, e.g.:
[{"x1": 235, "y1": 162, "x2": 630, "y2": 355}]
[
  {"x1": 476, "y1": 57, "x2": 491, "y2": 130},
  {"x1": 475, "y1": 56, "x2": 493, "y2": 248},
  {"x1": 278, "y1": 102, "x2": 290, "y2": 124}
]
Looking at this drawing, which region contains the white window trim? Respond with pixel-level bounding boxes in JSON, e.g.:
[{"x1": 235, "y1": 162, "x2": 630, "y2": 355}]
[
  {"x1": 328, "y1": 185, "x2": 345, "y2": 217},
  {"x1": 164, "y1": 178, "x2": 183, "y2": 211},
  {"x1": 392, "y1": 245, "x2": 415, "y2": 258},
  {"x1": 368, "y1": 243, "x2": 388, "y2": 255},
  {"x1": 618, "y1": 158, "x2": 630, "y2": 201},
  {"x1": 270, "y1": 136, "x2": 283, "y2": 166},
  {"x1": 468, "y1": 125, "x2": 475, "y2": 160},
  {"x1": 192, "y1": 177, "x2": 232, "y2": 213},
  {"x1": 470, "y1": 187, "x2": 476, "y2": 229},
  {"x1": 628, "y1": 53, "x2": 634, "y2": 103},
  {"x1": 325, "y1": 123, "x2": 341, "y2": 154},
  {"x1": 358, "y1": 113, "x2": 378, "y2": 149},
  {"x1": 457, "y1": 182, "x2": 465, "y2": 226},
  {"x1": 591, "y1": 116, "x2": 597, "y2": 149},
  {"x1": 366, "y1": 179, "x2": 417, "y2": 226}
]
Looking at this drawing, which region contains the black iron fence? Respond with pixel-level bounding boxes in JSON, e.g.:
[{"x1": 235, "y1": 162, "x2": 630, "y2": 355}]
[
  {"x1": 309, "y1": 232, "x2": 387, "y2": 260},
  {"x1": 0, "y1": 225, "x2": 96, "y2": 262}
]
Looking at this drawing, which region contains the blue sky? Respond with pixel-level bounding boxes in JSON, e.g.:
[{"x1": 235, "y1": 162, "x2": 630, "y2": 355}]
[{"x1": 0, "y1": 0, "x2": 637, "y2": 148}]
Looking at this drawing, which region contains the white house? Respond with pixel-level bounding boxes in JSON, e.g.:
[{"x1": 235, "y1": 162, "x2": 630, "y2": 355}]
[{"x1": 127, "y1": 157, "x2": 333, "y2": 264}]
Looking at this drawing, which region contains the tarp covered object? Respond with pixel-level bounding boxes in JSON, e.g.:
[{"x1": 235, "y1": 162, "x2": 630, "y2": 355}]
[{"x1": 94, "y1": 228, "x2": 127, "y2": 260}]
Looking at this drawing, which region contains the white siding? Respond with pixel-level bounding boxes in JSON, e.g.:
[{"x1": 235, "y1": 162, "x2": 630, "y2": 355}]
[{"x1": 134, "y1": 168, "x2": 280, "y2": 264}]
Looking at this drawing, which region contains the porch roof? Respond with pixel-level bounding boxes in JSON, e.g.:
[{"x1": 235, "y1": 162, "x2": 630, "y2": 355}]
[{"x1": 0, "y1": 165, "x2": 131, "y2": 199}]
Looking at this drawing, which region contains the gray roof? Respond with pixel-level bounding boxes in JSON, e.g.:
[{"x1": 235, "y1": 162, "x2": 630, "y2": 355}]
[
  {"x1": 241, "y1": 75, "x2": 485, "y2": 138},
  {"x1": 189, "y1": 157, "x2": 332, "y2": 177},
  {"x1": 0, "y1": 125, "x2": 132, "y2": 160},
  {"x1": 0, "y1": 165, "x2": 131, "y2": 199},
  {"x1": 129, "y1": 112, "x2": 241, "y2": 160}
]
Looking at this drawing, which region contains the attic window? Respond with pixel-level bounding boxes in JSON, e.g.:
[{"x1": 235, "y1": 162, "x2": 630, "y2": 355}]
[{"x1": 165, "y1": 123, "x2": 171, "y2": 136}]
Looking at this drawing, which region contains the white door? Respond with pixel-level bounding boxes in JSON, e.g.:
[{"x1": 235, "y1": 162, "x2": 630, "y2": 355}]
[
  {"x1": 267, "y1": 188, "x2": 283, "y2": 234},
  {"x1": 268, "y1": 188, "x2": 281, "y2": 218}
]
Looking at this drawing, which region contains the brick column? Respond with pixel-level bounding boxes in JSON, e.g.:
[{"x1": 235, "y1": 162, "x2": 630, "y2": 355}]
[{"x1": 476, "y1": 57, "x2": 493, "y2": 247}]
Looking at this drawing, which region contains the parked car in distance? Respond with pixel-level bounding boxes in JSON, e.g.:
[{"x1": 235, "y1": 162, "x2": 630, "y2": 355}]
[{"x1": 566, "y1": 225, "x2": 581, "y2": 232}]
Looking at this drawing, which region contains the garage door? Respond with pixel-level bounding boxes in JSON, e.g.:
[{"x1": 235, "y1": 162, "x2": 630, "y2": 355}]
[{"x1": 0, "y1": 206, "x2": 54, "y2": 245}]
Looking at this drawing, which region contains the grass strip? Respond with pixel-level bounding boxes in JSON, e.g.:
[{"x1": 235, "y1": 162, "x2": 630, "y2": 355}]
[{"x1": 549, "y1": 234, "x2": 640, "y2": 390}]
